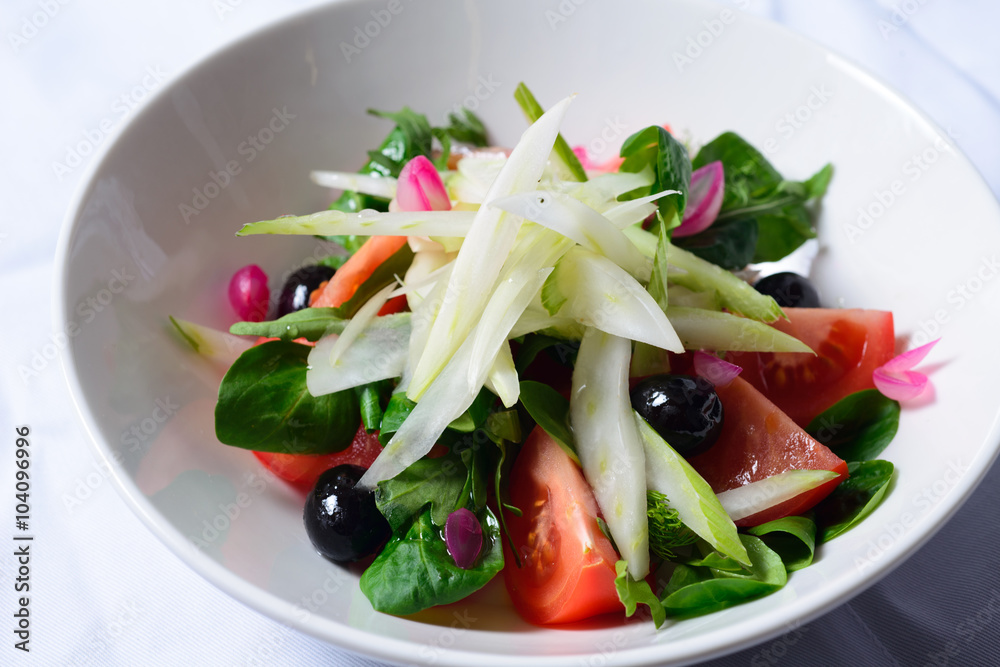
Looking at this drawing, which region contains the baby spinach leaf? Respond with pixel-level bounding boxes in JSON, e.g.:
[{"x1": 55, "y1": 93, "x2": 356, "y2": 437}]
[
  {"x1": 673, "y1": 217, "x2": 758, "y2": 271},
  {"x1": 660, "y1": 534, "x2": 786, "y2": 618},
  {"x1": 214, "y1": 341, "x2": 359, "y2": 453},
  {"x1": 815, "y1": 460, "x2": 894, "y2": 541},
  {"x1": 514, "y1": 334, "x2": 578, "y2": 371},
  {"x1": 374, "y1": 451, "x2": 468, "y2": 531},
  {"x1": 620, "y1": 126, "x2": 692, "y2": 218},
  {"x1": 747, "y1": 515, "x2": 817, "y2": 571},
  {"x1": 806, "y1": 390, "x2": 900, "y2": 463},
  {"x1": 360, "y1": 508, "x2": 503, "y2": 615},
  {"x1": 518, "y1": 380, "x2": 579, "y2": 464},
  {"x1": 356, "y1": 379, "x2": 391, "y2": 432},
  {"x1": 614, "y1": 560, "x2": 666, "y2": 629},
  {"x1": 444, "y1": 108, "x2": 489, "y2": 147}
]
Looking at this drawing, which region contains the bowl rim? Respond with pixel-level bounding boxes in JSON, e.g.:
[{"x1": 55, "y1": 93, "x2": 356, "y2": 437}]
[{"x1": 53, "y1": 1, "x2": 1000, "y2": 665}]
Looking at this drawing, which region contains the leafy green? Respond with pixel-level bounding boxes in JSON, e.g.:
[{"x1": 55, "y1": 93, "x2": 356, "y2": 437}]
[
  {"x1": 374, "y1": 451, "x2": 469, "y2": 531},
  {"x1": 444, "y1": 108, "x2": 489, "y2": 146},
  {"x1": 513, "y1": 334, "x2": 578, "y2": 372},
  {"x1": 747, "y1": 516, "x2": 817, "y2": 571},
  {"x1": 614, "y1": 560, "x2": 666, "y2": 629},
  {"x1": 815, "y1": 460, "x2": 894, "y2": 541},
  {"x1": 673, "y1": 216, "x2": 758, "y2": 271},
  {"x1": 214, "y1": 341, "x2": 359, "y2": 453},
  {"x1": 691, "y1": 132, "x2": 832, "y2": 263},
  {"x1": 660, "y1": 535, "x2": 786, "y2": 617},
  {"x1": 357, "y1": 380, "x2": 390, "y2": 432},
  {"x1": 619, "y1": 125, "x2": 692, "y2": 219},
  {"x1": 648, "y1": 219, "x2": 671, "y2": 311},
  {"x1": 646, "y1": 490, "x2": 697, "y2": 560},
  {"x1": 323, "y1": 235, "x2": 368, "y2": 256},
  {"x1": 517, "y1": 380, "x2": 579, "y2": 464},
  {"x1": 514, "y1": 82, "x2": 587, "y2": 182},
  {"x1": 806, "y1": 390, "x2": 900, "y2": 463},
  {"x1": 360, "y1": 508, "x2": 503, "y2": 615}
]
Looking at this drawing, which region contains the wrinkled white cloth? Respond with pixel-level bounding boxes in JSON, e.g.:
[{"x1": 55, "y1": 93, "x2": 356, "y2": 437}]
[{"x1": 1, "y1": 1, "x2": 997, "y2": 666}]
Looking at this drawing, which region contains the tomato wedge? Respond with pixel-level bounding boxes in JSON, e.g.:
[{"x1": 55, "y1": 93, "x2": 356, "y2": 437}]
[
  {"x1": 310, "y1": 235, "x2": 409, "y2": 309},
  {"x1": 687, "y1": 377, "x2": 847, "y2": 527},
  {"x1": 726, "y1": 308, "x2": 895, "y2": 427},
  {"x1": 503, "y1": 427, "x2": 622, "y2": 625},
  {"x1": 253, "y1": 424, "x2": 383, "y2": 492}
]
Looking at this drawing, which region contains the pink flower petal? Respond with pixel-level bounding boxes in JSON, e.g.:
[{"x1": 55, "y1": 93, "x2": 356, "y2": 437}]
[
  {"x1": 693, "y1": 350, "x2": 742, "y2": 387},
  {"x1": 673, "y1": 161, "x2": 724, "y2": 238},
  {"x1": 572, "y1": 145, "x2": 624, "y2": 173},
  {"x1": 396, "y1": 155, "x2": 451, "y2": 212},
  {"x1": 873, "y1": 367, "x2": 929, "y2": 401},
  {"x1": 881, "y1": 338, "x2": 940, "y2": 373}
]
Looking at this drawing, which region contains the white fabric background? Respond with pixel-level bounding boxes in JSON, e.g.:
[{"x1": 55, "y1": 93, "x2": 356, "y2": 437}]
[{"x1": 2, "y1": 1, "x2": 998, "y2": 665}]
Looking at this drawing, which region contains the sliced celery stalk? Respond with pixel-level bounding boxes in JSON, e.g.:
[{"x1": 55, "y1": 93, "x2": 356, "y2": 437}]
[{"x1": 667, "y1": 307, "x2": 813, "y2": 353}]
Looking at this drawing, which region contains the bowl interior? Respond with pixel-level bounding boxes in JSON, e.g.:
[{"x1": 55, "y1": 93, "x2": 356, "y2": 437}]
[{"x1": 58, "y1": 0, "x2": 1000, "y2": 665}]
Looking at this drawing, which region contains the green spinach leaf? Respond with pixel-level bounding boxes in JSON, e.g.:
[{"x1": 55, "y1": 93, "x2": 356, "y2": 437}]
[
  {"x1": 517, "y1": 380, "x2": 579, "y2": 464},
  {"x1": 360, "y1": 508, "x2": 503, "y2": 615},
  {"x1": 806, "y1": 390, "x2": 900, "y2": 463},
  {"x1": 374, "y1": 451, "x2": 468, "y2": 531},
  {"x1": 614, "y1": 560, "x2": 666, "y2": 629},
  {"x1": 620, "y1": 126, "x2": 692, "y2": 219},
  {"x1": 815, "y1": 460, "x2": 894, "y2": 541},
  {"x1": 214, "y1": 341, "x2": 359, "y2": 453},
  {"x1": 747, "y1": 515, "x2": 817, "y2": 571},
  {"x1": 673, "y1": 216, "x2": 758, "y2": 271}
]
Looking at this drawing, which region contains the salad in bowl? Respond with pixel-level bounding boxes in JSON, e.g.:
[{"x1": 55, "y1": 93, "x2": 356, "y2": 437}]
[{"x1": 171, "y1": 83, "x2": 933, "y2": 629}]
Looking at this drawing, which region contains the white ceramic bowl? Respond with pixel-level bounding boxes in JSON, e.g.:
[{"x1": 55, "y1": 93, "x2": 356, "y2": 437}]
[{"x1": 56, "y1": 0, "x2": 1000, "y2": 665}]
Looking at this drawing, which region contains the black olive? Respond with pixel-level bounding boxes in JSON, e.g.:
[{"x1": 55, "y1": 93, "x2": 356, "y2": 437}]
[
  {"x1": 304, "y1": 465, "x2": 390, "y2": 563},
  {"x1": 630, "y1": 374, "x2": 723, "y2": 457},
  {"x1": 277, "y1": 265, "x2": 337, "y2": 317},
  {"x1": 753, "y1": 272, "x2": 821, "y2": 308}
]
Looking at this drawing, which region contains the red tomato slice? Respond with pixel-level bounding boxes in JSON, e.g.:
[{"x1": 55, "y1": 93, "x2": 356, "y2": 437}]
[
  {"x1": 310, "y1": 236, "x2": 409, "y2": 309},
  {"x1": 687, "y1": 376, "x2": 848, "y2": 527},
  {"x1": 503, "y1": 427, "x2": 623, "y2": 625},
  {"x1": 253, "y1": 425, "x2": 383, "y2": 493},
  {"x1": 726, "y1": 308, "x2": 895, "y2": 427}
]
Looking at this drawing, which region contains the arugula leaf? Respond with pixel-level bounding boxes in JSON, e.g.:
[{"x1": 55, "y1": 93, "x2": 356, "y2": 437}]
[
  {"x1": 514, "y1": 82, "x2": 587, "y2": 182},
  {"x1": 360, "y1": 508, "x2": 503, "y2": 615},
  {"x1": 806, "y1": 389, "x2": 900, "y2": 463},
  {"x1": 374, "y1": 451, "x2": 468, "y2": 531},
  {"x1": 444, "y1": 108, "x2": 489, "y2": 146},
  {"x1": 747, "y1": 516, "x2": 817, "y2": 571},
  {"x1": 614, "y1": 560, "x2": 666, "y2": 629},
  {"x1": 214, "y1": 341, "x2": 359, "y2": 453},
  {"x1": 672, "y1": 217, "x2": 758, "y2": 271},
  {"x1": 619, "y1": 126, "x2": 692, "y2": 219},
  {"x1": 517, "y1": 380, "x2": 579, "y2": 464},
  {"x1": 660, "y1": 535, "x2": 786, "y2": 617},
  {"x1": 691, "y1": 132, "x2": 832, "y2": 264},
  {"x1": 815, "y1": 460, "x2": 894, "y2": 541}
]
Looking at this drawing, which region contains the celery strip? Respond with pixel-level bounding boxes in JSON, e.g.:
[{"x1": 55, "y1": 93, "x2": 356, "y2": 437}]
[
  {"x1": 514, "y1": 82, "x2": 587, "y2": 182},
  {"x1": 667, "y1": 307, "x2": 813, "y2": 353}
]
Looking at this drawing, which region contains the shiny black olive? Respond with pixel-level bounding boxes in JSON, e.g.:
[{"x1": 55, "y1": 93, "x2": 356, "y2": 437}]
[
  {"x1": 630, "y1": 374, "x2": 723, "y2": 457},
  {"x1": 277, "y1": 265, "x2": 337, "y2": 317},
  {"x1": 753, "y1": 272, "x2": 821, "y2": 308},
  {"x1": 304, "y1": 465, "x2": 390, "y2": 563}
]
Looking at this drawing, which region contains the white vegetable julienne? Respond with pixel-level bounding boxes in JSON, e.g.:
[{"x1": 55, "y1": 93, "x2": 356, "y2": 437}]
[
  {"x1": 634, "y1": 412, "x2": 750, "y2": 566},
  {"x1": 406, "y1": 97, "x2": 574, "y2": 401},
  {"x1": 236, "y1": 209, "x2": 476, "y2": 238},
  {"x1": 716, "y1": 469, "x2": 840, "y2": 522},
  {"x1": 310, "y1": 170, "x2": 397, "y2": 199},
  {"x1": 485, "y1": 341, "x2": 519, "y2": 408},
  {"x1": 324, "y1": 283, "x2": 396, "y2": 368},
  {"x1": 170, "y1": 317, "x2": 253, "y2": 366},
  {"x1": 570, "y1": 328, "x2": 649, "y2": 580},
  {"x1": 604, "y1": 191, "x2": 677, "y2": 229},
  {"x1": 668, "y1": 306, "x2": 814, "y2": 353},
  {"x1": 358, "y1": 267, "x2": 553, "y2": 488},
  {"x1": 491, "y1": 190, "x2": 652, "y2": 280},
  {"x1": 548, "y1": 247, "x2": 684, "y2": 352},
  {"x1": 306, "y1": 314, "x2": 411, "y2": 397}
]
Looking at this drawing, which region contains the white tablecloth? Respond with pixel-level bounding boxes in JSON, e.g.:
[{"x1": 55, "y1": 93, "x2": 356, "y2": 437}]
[{"x1": 2, "y1": 1, "x2": 998, "y2": 665}]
